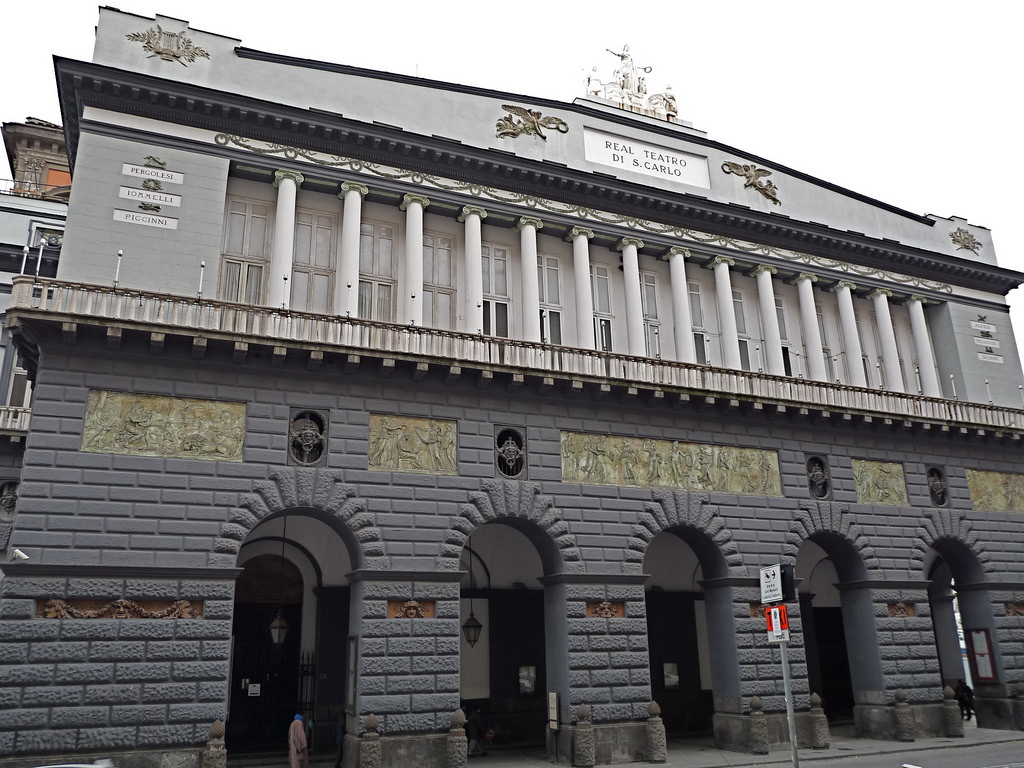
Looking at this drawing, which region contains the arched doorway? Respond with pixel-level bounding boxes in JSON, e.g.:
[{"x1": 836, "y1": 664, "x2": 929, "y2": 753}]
[
  {"x1": 796, "y1": 534, "x2": 883, "y2": 726},
  {"x1": 643, "y1": 528, "x2": 740, "y2": 739},
  {"x1": 228, "y1": 511, "x2": 354, "y2": 754},
  {"x1": 460, "y1": 521, "x2": 549, "y2": 751}
]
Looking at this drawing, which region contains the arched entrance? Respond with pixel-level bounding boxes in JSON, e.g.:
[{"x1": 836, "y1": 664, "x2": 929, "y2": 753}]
[
  {"x1": 796, "y1": 533, "x2": 883, "y2": 726},
  {"x1": 460, "y1": 521, "x2": 549, "y2": 751},
  {"x1": 228, "y1": 511, "x2": 355, "y2": 754},
  {"x1": 643, "y1": 527, "x2": 740, "y2": 738}
]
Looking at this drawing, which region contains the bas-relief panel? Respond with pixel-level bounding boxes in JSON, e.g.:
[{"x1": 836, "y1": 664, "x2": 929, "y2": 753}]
[
  {"x1": 852, "y1": 459, "x2": 909, "y2": 505},
  {"x1": 368, "y1": 414, "x2": 457, "y2": 475},
  {"x1": 559, "y1": 432, "x2": 781, "y2": 494},
  {"x1": 967, "y1": 469, "x2": 1024, "y2": 512},
  {"x1": 82, "y1": 390, "x2": 245, "y2": 461}
]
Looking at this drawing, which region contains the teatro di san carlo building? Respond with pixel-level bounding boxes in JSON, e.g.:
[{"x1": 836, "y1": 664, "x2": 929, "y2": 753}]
[{"x1": 3, "y1": 8, "x2": 1024, "y2": 768}]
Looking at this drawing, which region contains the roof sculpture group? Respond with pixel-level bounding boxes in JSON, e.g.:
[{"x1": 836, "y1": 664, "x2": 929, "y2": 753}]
[{"x1": 585, "y1": 44, "x2": 678, "y2": 121}]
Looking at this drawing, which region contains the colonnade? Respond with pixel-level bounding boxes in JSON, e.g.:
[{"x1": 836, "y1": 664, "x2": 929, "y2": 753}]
[{"x1": 263, "y1": 170, "x2": 941, "y2": 395}]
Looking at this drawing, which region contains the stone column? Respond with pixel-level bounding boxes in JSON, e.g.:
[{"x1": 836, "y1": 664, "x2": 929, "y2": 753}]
[
  {"x1": 870, "y1": 288, "x2": 905, "y2": 392},
  {"x1": 337, "y1": 181, "x2": 368, "y2": 317},
  {"x1": 568, "y1": 227, "x2": 596, "y2": 350},
  {"x1": 907, "y1": 295, "x2": 942, "y2": 397},
  {"x1": 270, "y1": 169, "x2": 303, "y2": 309},
  {"x1": 752, "y1": 265, "x2": 784, "y2": 375},
  {"x1": 794, "y1": 273, "x2": 827, "y2": 381},
  {"x1": 401, "y1": 193, "x2": 429, "y2": 326},
  {"x1": 666, "y1": 247, "x2": 695, "y2": 363},
  {"x1": 832, "y1": 281, "x2": 866, "y2": 387},
  {"x1": 519, "y1": 216, "x2": 543, "y2": 343},
  {"x1": 711, "y1": 256, "x2": 741, "y2": 370},
  {"x1": 618, "y1": 237, "x2": 646, "y2": 357},
  {"x1": 459, "y1": 206, "x2": 487, "y2": 334}
]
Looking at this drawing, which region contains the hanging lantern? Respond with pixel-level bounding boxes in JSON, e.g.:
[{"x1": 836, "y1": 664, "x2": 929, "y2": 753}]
[
  {"x1": 270, "y1": 609, "x2": 289, "y2": 645},
  {"x1": 462, "y1": 611, "x2": 483, "y2": 647}
]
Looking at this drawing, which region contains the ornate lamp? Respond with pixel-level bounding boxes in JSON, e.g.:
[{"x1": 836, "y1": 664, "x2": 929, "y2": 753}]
[
  {"x1": 269, "y1": 609, "x2": 289, "y2": 645},
  {"x1": 461, "y1": 546, "x2": 484, "y2": 648}
]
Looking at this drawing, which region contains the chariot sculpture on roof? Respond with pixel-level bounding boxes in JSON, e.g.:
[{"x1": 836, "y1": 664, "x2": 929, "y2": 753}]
[{"x1": 585, "y1": 44, "x2": 678, "y2": 121}]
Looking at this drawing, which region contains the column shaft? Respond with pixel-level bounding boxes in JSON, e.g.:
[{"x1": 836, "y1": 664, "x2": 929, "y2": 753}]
[
  {"x1": 795, "y1": 274, "x2": 827, "y2": 381},
  {"x1": 871, "y1": 289, "x2": 905, "y2": 392},
  {"x1": 754, "y1": 266, "x2": 785, "y2": 375},
  {"x1": 908, "y1": 296, "x2": 941, "y2": 397},
  {"x1": 401, "y1": 194, "x2": 429, "y2": 325},
  {"x1": 619, "y1": 238, "x2": 646, "y2": 357},
  {"x1": 270, "y1": 170, "x2": 303, "y2": 309},
  {"x1": 834, "y1": 282, "x2": 867, "y2": 387},
  {"x1": 519, "y1": 217, "x2": 543, "y2": 343},
  {"x1": 336, "y1": 182, "x2": 367, "y2": 317},
  {"x1": 460, "y1": 207, "x2": 486, "y2": 334},
  {"x1": 570, "y1": 228, "x2": 596, "y2": 350},
  {"x1": 712, "y1": 258, "x2": 742, "y2": 369},
  {"x1": 667, "y1": 248, "x2": 695, "y2": 363}
]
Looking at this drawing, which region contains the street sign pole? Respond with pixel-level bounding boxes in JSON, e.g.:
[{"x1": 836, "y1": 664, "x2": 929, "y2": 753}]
[{"x1": 779, "y1": 638, "x2": 799, "y2": 768}]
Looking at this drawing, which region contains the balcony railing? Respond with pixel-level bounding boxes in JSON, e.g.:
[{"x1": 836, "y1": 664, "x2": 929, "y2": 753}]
[
  {"x1": 0, "y1": 406, "x2": 30, "y2": 433},
  {"x1": 9, "y1": 276, "x2": 1024, "y2": 432}
]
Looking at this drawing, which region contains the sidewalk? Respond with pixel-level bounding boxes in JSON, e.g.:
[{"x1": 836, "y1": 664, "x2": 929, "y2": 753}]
[{"x1": 449, "y1": 721, "x2": 1024, "y2": 768}]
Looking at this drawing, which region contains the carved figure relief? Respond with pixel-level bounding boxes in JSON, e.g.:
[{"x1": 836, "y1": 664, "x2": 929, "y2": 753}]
[
  {"x1": 0, "y1": 482, "x2": 17, "y2": 522},
  {"x1": 949, "y1": 227, "x2": 982, "y2": 254},
  {"x1": 584, "y1": 45, "x2": 677, "y2": 121},
  {"x1": 82, "y1": 390, "x2": 245, "y2": 461},
  {"x1": 39, "y1": 598, "x2": 201, "y2": 619},
  {"x1": 388, "y1": 599, "x2": 435, "y2": 618},
  {"x1": 125, "y1": 25, "x2": 211, "y2": 65},
  {"x1": 1006, "y1": 603, "x2": 1024, "y2": 617},
  {"x1": 806, "y1": 456, "x2": 830, "y2": 499},
  {"x1": 852, "y1": 459, "x2": 909, "y2": 506},
  {"x1": 495, "y1": 105, "x2": 569, "y2": 141},
  {"x1": 586, "y1": 601, "x2": 625, "y2": 618},
  {"x1": 289, "y1": 410, "x2": 328, "y2": 466},
  {"x1": 967, "y1": 469, "x2": 1024, "y2": 512},
  {"x1": 888, "y1": 602, "x2": 915, "y2": 617},
  {"x1": 927, "y1": 467, "x2": 948, "y2": 507},
  {"x1": 368, "y1": 414, "x2": 457, "y2": 475},
  {"x1": 722, "y1": 161, "x2": 782, "y2": 205},
  {"x1": 560, "y1": 432, "x2": 781, "y2": 494},
  {"x1": 495, "y1": 428, "x2": 526, "y2": 479}
]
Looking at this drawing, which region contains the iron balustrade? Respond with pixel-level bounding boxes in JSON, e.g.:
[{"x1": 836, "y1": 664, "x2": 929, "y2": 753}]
[{"x1": 9, "y1": 275, "x2": 1024, "y2": 432}]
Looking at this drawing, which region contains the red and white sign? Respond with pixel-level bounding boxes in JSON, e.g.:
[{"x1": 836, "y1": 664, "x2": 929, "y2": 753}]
[{"x1": 766, "y1": 605, "x2": 790, "y2": 643}]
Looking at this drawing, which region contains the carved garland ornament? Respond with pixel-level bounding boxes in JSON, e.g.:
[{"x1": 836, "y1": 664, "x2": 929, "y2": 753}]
[
  {"x1": 495, "y1": 105, "x2": 569, "y2": 141},
  {"x1": 125, "y1": 25, "x2": 211, "y2": 65},
  {"x1": 38, "y1": 598, "x2": 201, "y2": 619},
  {"x1": 213, "y1": 134, "x2": 955, "y2": 294}
]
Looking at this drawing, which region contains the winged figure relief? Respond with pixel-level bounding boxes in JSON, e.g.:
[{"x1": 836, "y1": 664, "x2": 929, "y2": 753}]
[
  {"x1": 721, "y1": 160, "x2": 781, "y2": 205},
  {"x1": 496, "y1": 105, "x2": 569, "y2": 141}
]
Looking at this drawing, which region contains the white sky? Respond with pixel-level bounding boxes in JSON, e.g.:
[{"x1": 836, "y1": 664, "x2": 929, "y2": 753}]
[{"x1": 4, "y1": 1, "x2": 1023, "y2": 368}]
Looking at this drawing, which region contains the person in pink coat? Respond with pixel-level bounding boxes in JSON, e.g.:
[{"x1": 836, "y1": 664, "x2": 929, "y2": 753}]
[{"x1": 289, "y1": 714, "x2": 308, "y2": 768}]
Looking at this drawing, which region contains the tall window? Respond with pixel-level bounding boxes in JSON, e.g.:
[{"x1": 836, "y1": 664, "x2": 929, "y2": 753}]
[
  {"x1": 358, "y1": 222, "x2": 396, "y2": 321},
  {"x1": 6, "y1": 348, "x2": 30, "y2": 409},
  {"x1": 538, "y1": 255, "x2": 562, "y2": 344},
  {"x1": 733, "y1": 289, "x2": 751, "y2": 371},
  {"x1": 482, "y1": 244, "x2": 509, "y2": 337},
  {"x1": 641, "y1": 272, "x2": 660, "y2": 357},
  {"x1": 423, "y1": 233, "x2": 455, "y2": 330},
  {"x1": 592, "y1": 264, "x2": 613, "y2": 352},
  {"x1": 816, "y1": 304, "x2": 837, "y2": 382},
  {"x1": 291, "y1": 210, "x2": 335, "y2": 314},
  {"x1": 689, "y1": 280, "x2": 707, "y2": 365},
  {"x1": 775, "y1": 297, "x2": 793, "y2": 376},
  {"x1": 221, "y1": 199, "x2": 270, "y2": 304},
  {"x1": 855, "y1": 313, "x2": 872, "y2": 386}
]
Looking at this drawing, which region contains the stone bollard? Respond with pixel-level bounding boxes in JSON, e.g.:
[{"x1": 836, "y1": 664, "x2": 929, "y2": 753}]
[
  {"x1": 201, "y1": 720, "x2": 227, "y2": 768},
  {"x1": 808, "y1": 692, "x2": 830, "y2": 749},
  {"x1": 646, "y1": 701, "x2": 667, "y2": 762},
  {"x1": 360, "y1": 714, "x2": 382, "y2": 768},
  {"x1": 943, "y1": 686, "x2": 964, "y2": 737},
  {"x1": 446, "y1": 709, "x2": 468, "y2": 768},
  {"x1": 1014, "y1": 683, "x2": 1024, "y2": 731},
  {"x1": 893, "y1": 690, "x2": 915, "y2": 742},
  {"x1": 748, "y1": 696, "x2": 769, "y2": 755},
  {"x1": 573, "y1": 704, "x2": 595, "y2": 768}
]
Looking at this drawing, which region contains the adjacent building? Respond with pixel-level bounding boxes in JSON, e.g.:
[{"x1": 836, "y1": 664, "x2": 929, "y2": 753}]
[{"x1": 2, "y1": 9, "x2": 1024, "y2": 768}]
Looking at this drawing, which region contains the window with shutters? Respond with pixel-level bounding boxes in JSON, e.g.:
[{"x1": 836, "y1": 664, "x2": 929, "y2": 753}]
[
  {"x1": 423, "y1": 232, "x2": 455, "y2": 330},
  {"x1": 221, "y1": 198, "x2": 271, "y2": 304},
  {"x1": 358, "y1": 221, "x2": 396, "y2": 322},
  {"x1": 291, "y1": 210, "x2": 335, "y2": 314},
  {"x1": 592, "y1": 264, "x2": 613, "y2": 351},
  {"x1": 482, "y1": 244, "x2": 510, "y2": 337},
  {"x1": 538, "y1": 255, "x2": 562, "y2": 345}
]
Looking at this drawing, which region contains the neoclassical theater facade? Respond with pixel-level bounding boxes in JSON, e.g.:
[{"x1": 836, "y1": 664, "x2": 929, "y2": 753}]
[{"x1": 2, "y1": 8, "x2": 1024, "y2": 768}]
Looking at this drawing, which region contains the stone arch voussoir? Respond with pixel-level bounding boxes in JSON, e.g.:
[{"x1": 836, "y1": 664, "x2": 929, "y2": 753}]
[
  {"x1": 630, "y1": 490, "x2": 745, "y2": 576},
  {"x1": 435, "y1": 480, "x2": 582, "y2": 573},
  {"x1": 909, "y1": 508, "x2": 991, "y2": 575},
  {"x1": 210, "y1": 467, "x2": 384, "y2": 568},
  {"x1": 782, "y1": 500, "x2": 881, "y2": 573}
]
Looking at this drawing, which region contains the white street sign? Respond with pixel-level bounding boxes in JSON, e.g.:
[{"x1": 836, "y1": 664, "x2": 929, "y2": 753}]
[{"x1": 760, "y1": 564, "x2": 783, "y2": 604}]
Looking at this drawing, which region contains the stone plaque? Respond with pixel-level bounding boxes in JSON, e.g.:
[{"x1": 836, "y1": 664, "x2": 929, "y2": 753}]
[
  {"x1": 967, "y1": 469, "x2": 1024, "y2": 512},
  {"x1": 852, "y1": 460, "x2": 908, "y2": 505},
  {"x1": 368, "y1": 414, "x2": 457, "y2": 475},
  {"x1": 82, "y1": 390, "x2": 245, "y2": 461},
  {"x1": 560, "y1": 432, "x2": 781, "y2": 494}
]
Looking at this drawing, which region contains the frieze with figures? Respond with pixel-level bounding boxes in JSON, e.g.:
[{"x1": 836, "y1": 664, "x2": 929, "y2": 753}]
[
  {"x1": 851, "y1": 460, "x2": 908, "y2": 505},
  {"x1": 82, "y1": 390, "x2": 245, "y2": 461},
  {"x1": 368, "y1": 414, "x2": 457, "y2": 475},
  {"x1": 560, "y1": 432, "x2": 781, "y2": 494},
  {"x1": 967, "y1": 469, "x2": 1024, "y2": 512}
]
